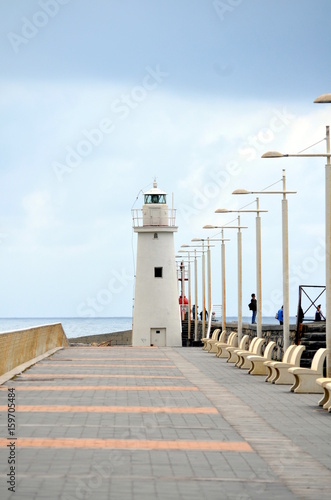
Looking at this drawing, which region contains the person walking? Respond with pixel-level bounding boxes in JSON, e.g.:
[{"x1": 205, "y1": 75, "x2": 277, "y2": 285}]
[{"x1": 248, "y1": 293, "x2": 257, "y2": 324}]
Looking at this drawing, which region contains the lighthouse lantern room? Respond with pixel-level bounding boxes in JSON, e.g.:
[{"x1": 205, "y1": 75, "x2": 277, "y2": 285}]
[{"x1": 132, "y1": 181, "x2": 181, "y2": 347}]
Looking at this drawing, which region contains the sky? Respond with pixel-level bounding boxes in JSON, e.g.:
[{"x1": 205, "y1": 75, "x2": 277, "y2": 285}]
[{"x1": 1, "y1": 0, "x2": 331, "y2": 319}]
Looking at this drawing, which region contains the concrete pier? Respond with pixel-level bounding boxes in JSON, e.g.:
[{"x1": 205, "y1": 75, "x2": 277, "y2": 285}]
[{"x1": 1, "y1": 345, "x2": 331, "y2": 499}]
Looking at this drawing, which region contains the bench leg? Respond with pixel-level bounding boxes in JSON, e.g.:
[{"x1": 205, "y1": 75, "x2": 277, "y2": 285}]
[
  {"x1": 240, "y1": 358, "x2": 253, "y2": 370},
  {"x1": 274, "y1": 368, "x2": 295, "y2": 385},
  {"x1": 227, "y1": 352, "x2": 238, "y2": 363},
  {"x1": 235, "y1": 356, "x2": 244, "y2": 368},
  {"x1": 322, "y1": 389, "x2": 331, "y2": 409},
  {"x1": 249, "y1": 361, "x2": 268, "y2": 376},
  {"x1": 265, "y1": 366, "x2": 273, "y2": 382},
  {"x1": 318, "y1": 387, "x2": 329, "y2": 407},
  {"x1": 291, "y1": 374, "x2": 323, "y2": 394}
]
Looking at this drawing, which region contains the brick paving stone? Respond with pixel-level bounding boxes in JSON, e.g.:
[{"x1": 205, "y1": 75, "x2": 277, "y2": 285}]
[{"x1": 1, "y1": 345, "x2": 331, "y2": 499}]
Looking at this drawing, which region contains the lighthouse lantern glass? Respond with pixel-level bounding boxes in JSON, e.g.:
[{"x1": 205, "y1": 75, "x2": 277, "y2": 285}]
[{"x1": 144, "y1": 193, "x2": 167, "y2": 204}]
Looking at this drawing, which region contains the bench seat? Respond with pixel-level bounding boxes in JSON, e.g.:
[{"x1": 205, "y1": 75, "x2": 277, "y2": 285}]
[
  {"x1": 247, "y1": 341, "x2": 276, "y2": 375},
  {"x1": 316, "y1": 377, "x2": 331, "y2": 408},
  {"x1": 237, "y1": 338, "x2": 265, "y2": 370},
  {"x1": 202, "y1": 328, "x2": 219, "y2": 351},
  {"x1": 216, "y1": 332, "x2": 237, "y2": 358},
  {"x1": 289, "y1": 348, "x2": 328, "y2": 393},
  {"x1": 233, "y1": 337, "x2": 258, "y2": 367},
  {"x1": 264, "y1": 345, "x2": 305, "y2": 385},
  {"x1": 226, "y1": 335, "x2": 249, "y2": 363},
  {"x1": 207, "y1": 329, "x2": 224, "y2": 353}
]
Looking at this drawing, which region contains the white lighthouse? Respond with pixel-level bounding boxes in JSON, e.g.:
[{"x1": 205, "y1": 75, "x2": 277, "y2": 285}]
[{"x1": 132, "y1": 181, "x2": 182, "y2": 347}]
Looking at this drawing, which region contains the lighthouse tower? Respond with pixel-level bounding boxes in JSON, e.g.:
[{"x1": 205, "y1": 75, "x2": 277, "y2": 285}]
[{"x1": 132, "y1": 181, "x2": 181, "y2": 347}]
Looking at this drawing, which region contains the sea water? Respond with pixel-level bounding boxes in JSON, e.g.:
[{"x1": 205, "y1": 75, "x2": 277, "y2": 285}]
[
  {"x1": 0, "y1": 316, "x2": 297, "y2": 339},
  {"x1": 0, "y1": 317, "x2": 133, "y2": 339}
]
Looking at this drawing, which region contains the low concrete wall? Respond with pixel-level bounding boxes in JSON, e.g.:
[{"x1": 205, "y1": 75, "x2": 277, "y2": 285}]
[
  {"x1": 0, "y1": 323, "x2": 69, "y2": 376},
  {"x1": 70, "y1": 330, "x2": 132, "y2": 346}
]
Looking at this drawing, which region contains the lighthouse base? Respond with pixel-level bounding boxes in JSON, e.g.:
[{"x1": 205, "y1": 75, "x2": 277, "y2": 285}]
[{"x1": 132, "y1": 320, "x2": 182, "y2": 347}]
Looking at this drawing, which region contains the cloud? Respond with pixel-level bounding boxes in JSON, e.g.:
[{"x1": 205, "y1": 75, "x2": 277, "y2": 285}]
[
  {"x1": 22, "y1": 190, "x2": 56, "y2": 230},
  {"x1": 0, "y1": 76, "x2": 329, "y2": 316}
]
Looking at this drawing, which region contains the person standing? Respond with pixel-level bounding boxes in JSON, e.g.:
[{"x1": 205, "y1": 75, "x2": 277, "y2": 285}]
[
  {"x1": 249, "y1": 293, "x2": 257, "y2": 324},
  {"x1": 315, "y1": 304, "x2": 325, "y2": 321},
  {"x1": 277, "y1": 305, "x2": 284, "y2": 325}
]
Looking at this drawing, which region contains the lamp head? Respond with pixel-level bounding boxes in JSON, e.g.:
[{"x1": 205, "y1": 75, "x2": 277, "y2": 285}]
[
  {"x1": 314, "y1": 93, "x2": 331, "y2": 103},
  {"x1": 261, "y1": 151, "x2": 285, "y2": 158},
  {"x1": 203, "y1": 224, "x2": 217, "y2": 229},
  {"x1": 232, "y1": 189, "x2": 250, "y2": 195},
  {"x1": 215, "y1": 208, "x2": 229, "y2": 213},
  {"x1": 191, "y1": 238, "x2": 203, "y2": 242}
]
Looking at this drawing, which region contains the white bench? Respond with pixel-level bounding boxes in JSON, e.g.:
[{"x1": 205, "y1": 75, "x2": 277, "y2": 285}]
[
  {"x1": 264, "y1": 345, "x2": 305, "y2": 385},
  {"x1": 216, "y1": 331, "x2": 237, "y2": 358},
  {"x1": 236, "y1": 338, "x2": 265, "y2": 370},
  {"x1": 226, "y1": 334, "x2": 249, "y2": 364},
  {"x1": 202, "y1": 328, "x2": 220, "y2": 351},
  {"x1": 207, "y1": 329, "x2": 224, "y2": 353},
  {"x1": 326, "y1": 383, "x2": 331, "y2": 413},
  {"x1": 316, "y1": 377, "x2": 331, "y2": 409},
  {"x1": 289, "y1": 348, "x2": 328, "y2": 393},
  {"x1": 247, "y1": 341, "x2": 276, "y2": 375},
  {"x1": 233, "y1": 337, "x2": 258, "y2": 367}
]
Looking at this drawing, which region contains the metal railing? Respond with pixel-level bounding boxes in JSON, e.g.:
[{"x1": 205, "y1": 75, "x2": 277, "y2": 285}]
[{"x1": 132, "y1": 208, "x2": 177, "y2": 227}]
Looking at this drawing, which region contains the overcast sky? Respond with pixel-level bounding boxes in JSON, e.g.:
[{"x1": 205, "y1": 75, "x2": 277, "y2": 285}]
[{"x1": 1, "y1": 0, "x2": 331, "y2": 318}]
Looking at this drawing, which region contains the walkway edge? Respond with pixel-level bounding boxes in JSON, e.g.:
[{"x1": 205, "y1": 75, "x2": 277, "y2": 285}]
[{"x1": 0, "y1": 347, "x2": 64, "y2": 386}]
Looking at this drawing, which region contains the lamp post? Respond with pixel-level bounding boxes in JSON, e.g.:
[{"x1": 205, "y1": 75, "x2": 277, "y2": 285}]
[
  {"x1": 314, "y1": 94, "x2": 331, "y2": 377},
  {"x1": 179, "y1": 260, "x2": 186, "y2": 321},
  {"x1": 181, "y1": 246, "x2": 203, "y2": 341},
  {"x1": 262, "y1": 111, "x2": 331, "y2": 375},
  {"x1": 178, "y1": 250, "x2": 193, "y2": 343},
  {"x1": 198, "y1": 239, "x2": 206, "y2": 336},
  {"x1": 192, "y1": 238, "x2": 210, "y2": 318},
  {"x1": 191, "y1": 239, "x2": 215, "y2": 337},
  {"x1": 216, "y1": 202, "x2": 268, "y2": 339},
  {"x1": 203, "y1": 222, "x2": 247, "y2": 341},
  {"x1": 232, "y1": 171, "x2": 296, "y2": 351},
  {"x1": 194, "y1": 236, "x2": 229, "y2": 334}
]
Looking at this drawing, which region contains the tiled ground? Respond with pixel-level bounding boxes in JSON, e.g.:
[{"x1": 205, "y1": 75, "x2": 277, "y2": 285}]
[{"x1": 0, "y1": 345, "x2": 330, "y2": 499}]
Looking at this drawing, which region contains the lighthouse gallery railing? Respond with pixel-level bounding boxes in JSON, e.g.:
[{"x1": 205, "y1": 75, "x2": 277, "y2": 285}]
[{"x1": 132, "y1": 208, "x2": 177, "y2": 227}]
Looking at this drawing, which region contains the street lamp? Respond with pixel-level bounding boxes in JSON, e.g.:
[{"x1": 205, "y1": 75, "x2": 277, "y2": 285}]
[
  {"x1": 232, "y1": 170, "x2": 296, "y2": 351},
  {"x1": 203, "y1": 222, "x2": 247, "y2": 342},
  {"x1": 176, "y1": 258, "x2": 187, "y2": 321},
  {"x1": 177, "y1": 250, "x2": 193, "y2": 343},
  {"x1": 181, "y1": 246, "x2": 203, "y2": 341},
  {"x1": 216, "y1": 201, "x2": 268, "y2": 339},
  {"x1": 314, "y1": 94, "x2": 331, "y2": 377},
  {"x1": 191, "y1": 239, "x2": 215, "y2": 337},
  {"x1": 262, "y1": 108, "x2": 331, "y2": 375},
  {"x1": 194, "y1": 236, "x2": 229, "y2": 334}
]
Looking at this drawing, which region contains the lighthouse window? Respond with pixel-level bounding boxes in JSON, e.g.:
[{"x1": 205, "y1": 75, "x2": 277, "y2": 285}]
[
  {"x1": 154, "y1": 267, "x2": 163, "y2": 278},
  {"x1": 144, "y1": 194, "x2": 167, "y2": 204},
  {"x1": 154, "y1": 233, "x2": 158, "y2": 239}
]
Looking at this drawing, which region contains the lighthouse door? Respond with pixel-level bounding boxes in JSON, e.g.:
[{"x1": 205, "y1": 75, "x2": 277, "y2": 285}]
[{"x1": 150, "y1": 328, "x2": 166, "y2": 347}]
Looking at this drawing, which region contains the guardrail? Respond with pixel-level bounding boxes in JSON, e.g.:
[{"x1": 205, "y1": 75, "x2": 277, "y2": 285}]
[
  {"x1": 0, "y1": 323, "x2": 69, "y2": 377},
  {"x1": 131, "y1": 208, "x2": 177, "y2": 227}
]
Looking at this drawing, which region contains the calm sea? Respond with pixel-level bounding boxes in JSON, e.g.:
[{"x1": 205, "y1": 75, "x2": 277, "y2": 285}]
[
  {"x1": 0, "y1": 316, "x2": 297, "y2": 339},
  {"x1": 0, "y1": 317, "x2": 133, "y2": 339}
]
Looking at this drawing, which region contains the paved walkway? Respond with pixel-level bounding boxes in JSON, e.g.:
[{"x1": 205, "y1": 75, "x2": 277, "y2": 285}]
[{"x1": 0, "y1": 346, "x2": 331, "y2": 500}]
